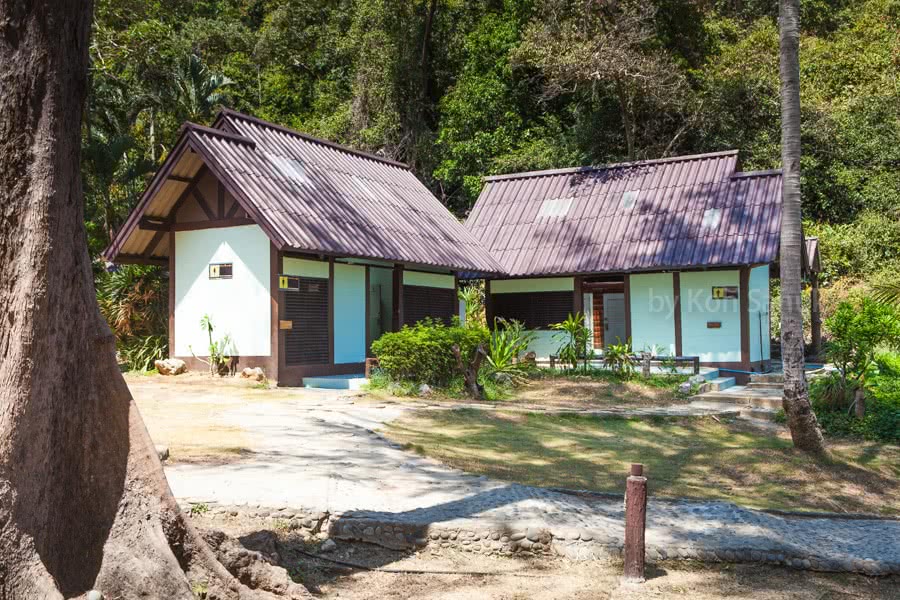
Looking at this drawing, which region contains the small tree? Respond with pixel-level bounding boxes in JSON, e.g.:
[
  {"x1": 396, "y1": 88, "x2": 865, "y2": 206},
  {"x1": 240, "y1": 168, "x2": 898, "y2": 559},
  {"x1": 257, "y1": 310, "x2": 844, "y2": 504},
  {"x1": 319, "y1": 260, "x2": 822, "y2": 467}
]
[
  {"x1": 551, "y1": 312, "x2": 592, "y2": 371},
  {"x1": 191, "y1": 314, "x2": 235, "y2": 376},
  {"x1": 825, "y1": 299, "x2": 900, "y2": 416}
]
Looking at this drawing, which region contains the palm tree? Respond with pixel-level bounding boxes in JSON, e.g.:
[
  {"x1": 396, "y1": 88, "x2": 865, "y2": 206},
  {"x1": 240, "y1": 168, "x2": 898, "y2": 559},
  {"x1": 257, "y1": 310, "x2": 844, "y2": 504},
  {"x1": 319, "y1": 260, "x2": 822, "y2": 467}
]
[
  {"x1": 172, "y1": 53, "x2": 234, "y2": 123},
  {"x1": 874, "y1": 282, "x2": 900, "y2": 306},
  {"x1": 778, "y1": 0, "x2": 826, "y2": 454}
]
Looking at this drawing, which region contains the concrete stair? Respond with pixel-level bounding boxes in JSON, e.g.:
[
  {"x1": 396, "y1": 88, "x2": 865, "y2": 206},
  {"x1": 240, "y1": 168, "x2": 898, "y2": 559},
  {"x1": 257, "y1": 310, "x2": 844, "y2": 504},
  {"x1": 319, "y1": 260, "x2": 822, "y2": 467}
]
[{"x1": 701, "y1": 376, "x2": 737, "y2": 392}]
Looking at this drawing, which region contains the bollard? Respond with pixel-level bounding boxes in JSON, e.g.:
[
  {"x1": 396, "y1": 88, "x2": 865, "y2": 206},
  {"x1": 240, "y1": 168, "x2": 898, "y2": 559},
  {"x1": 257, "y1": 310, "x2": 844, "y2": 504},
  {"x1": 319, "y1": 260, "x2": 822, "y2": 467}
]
[{"x1": 623, "y1": 463, "x2": 647, "y2": 583}]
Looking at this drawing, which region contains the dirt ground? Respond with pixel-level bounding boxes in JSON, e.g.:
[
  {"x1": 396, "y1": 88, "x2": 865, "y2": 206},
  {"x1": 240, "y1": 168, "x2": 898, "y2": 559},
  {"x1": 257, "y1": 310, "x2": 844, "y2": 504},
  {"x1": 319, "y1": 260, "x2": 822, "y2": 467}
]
[
  {"x1": 128, "y1": 372, "x2": 348, "y2": 463},
  {"x1": 198, "y1": 513, "x2": 900, "y2": 600},
  {"x1": 361, "y1": 373, "x2": 689, "y2": 411}
]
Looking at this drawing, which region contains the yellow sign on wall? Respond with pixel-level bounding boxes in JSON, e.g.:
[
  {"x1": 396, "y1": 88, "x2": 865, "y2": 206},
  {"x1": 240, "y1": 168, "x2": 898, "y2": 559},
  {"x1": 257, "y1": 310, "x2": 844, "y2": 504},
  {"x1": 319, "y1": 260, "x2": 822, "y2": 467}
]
[{"x1": 711, "y1": 286, "x2": 739, "y2": 300}]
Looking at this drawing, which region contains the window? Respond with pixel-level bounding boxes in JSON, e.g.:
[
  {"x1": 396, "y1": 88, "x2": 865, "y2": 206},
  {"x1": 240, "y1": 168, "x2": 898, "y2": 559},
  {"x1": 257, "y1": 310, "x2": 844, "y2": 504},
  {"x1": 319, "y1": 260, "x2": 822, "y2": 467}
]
[
  {"x1": 537, "y1": 197, "x2": 574, "y2": 218},
  {"x1": 702, "y1": 208, "x2": 722, "y2": 230},
  {"x1": 492, "y1": 291, "x2": 572, "y2": 330},
  {"x1": 209, "y1": 263, "x2": 233, "y2": 279},
  {"x1": 403, "y1": 285, "x2": 456, "y2": 327},
  {"x1": 622, "y1": 190, "x2": 638, "y2": 210}
]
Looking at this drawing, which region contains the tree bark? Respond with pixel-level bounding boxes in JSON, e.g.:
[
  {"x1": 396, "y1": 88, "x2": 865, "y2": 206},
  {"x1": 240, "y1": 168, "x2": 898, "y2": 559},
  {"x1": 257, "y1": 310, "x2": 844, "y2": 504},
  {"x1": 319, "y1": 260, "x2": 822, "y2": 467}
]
[
  {"x1": 777, "y1": 0, "x2": 826, "y2": 455},
  {"x1": 0, "y1": 1, "x2": 311, "y2": 597}
]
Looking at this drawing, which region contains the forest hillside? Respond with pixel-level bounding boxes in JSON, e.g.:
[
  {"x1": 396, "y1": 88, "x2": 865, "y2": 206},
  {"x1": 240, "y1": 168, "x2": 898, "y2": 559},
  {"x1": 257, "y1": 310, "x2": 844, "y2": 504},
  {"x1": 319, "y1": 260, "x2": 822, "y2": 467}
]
[{"x1": 87, "y1": 0, "x2": 899, "y2": 307}]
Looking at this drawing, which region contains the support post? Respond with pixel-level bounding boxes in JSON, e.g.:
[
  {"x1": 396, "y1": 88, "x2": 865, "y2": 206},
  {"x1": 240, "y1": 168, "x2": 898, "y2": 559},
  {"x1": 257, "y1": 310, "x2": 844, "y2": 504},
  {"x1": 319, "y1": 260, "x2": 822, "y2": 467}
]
[
  {"x1": 624, "y1": 463, "x2": 647, "y2": 583},
  {"x1": 810, "y1": 272, "x2": 822, "y2": 358}
]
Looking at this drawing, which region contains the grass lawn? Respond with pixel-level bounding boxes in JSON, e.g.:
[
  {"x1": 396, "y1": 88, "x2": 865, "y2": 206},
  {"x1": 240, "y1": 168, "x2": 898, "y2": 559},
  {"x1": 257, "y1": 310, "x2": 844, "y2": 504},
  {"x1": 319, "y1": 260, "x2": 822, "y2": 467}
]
[{"x1": 384, "y1": 410, "x2": 900, "y2": 516}]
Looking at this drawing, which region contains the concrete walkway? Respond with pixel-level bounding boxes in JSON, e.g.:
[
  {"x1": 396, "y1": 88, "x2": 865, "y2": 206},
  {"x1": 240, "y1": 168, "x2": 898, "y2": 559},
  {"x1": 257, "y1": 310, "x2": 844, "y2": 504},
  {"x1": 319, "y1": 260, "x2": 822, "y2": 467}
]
[{"x1": 141, "y1": 388, "x2": 900, "y2": 576}]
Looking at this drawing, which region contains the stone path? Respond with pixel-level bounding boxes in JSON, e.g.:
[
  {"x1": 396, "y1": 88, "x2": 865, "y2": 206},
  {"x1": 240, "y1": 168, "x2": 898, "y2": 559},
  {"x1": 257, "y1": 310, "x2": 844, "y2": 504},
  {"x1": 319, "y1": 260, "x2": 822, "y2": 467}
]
[{"x1": 140, "y1": 388, "x2": 899, "y2": 576}]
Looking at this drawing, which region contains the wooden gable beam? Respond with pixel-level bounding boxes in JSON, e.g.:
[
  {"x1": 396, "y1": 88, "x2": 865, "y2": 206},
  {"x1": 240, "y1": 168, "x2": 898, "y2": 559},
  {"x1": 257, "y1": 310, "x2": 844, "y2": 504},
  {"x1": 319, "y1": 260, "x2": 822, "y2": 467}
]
[{"x1": 192, "y1": 187, "x2": 217, "y2": 221}]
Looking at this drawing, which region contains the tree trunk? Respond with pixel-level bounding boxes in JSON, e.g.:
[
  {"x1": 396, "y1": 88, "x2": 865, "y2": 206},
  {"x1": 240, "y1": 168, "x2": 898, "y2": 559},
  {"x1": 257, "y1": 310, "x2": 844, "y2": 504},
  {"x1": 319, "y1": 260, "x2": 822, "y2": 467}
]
[
  {"x1": 0, "y1": 2, "x2": 311, "y2": 597},
  {"x1": 777, "y1": 0, "x2": 826, "y2": 455}
]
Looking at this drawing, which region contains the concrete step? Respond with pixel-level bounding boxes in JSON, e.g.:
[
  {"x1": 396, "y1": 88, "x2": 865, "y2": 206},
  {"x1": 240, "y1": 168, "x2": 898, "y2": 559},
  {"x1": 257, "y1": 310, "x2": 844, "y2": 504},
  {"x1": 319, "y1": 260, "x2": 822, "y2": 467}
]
[
  {"x1": 746, "y1": 382, "x2": 783, "y2": 390},
  {"x1": 691, "y1": 385, "x2": 783, "y2": 409},
  {"x1": 303, "y1": 374, "x2": 368, "y2": 390},
  {"x1": 701, "y1": 376, "x2": 736, "y2": 392}
]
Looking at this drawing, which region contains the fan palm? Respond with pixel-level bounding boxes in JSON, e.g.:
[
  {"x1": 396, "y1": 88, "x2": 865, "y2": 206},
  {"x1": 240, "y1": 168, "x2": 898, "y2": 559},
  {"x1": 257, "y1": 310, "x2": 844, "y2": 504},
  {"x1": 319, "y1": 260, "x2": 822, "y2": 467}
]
[{"x1": 172, "y1": 54, "x2": 234, "y2": 123}]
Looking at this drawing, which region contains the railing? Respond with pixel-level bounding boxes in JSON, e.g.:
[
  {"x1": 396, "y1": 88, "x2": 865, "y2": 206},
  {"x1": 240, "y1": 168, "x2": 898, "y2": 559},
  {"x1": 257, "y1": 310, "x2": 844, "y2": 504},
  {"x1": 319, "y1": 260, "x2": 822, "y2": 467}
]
[{"x1": 545, "y1": 354, "x2": 701, "y2": 375}]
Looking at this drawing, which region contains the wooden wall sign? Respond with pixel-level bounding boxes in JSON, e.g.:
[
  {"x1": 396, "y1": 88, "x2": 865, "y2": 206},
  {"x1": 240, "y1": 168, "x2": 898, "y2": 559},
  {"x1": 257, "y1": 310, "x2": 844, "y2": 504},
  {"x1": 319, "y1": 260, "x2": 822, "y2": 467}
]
[
  {"x1": 279, "y1": 320, "x2": 293, "y2": 330},
  {"x1": 711, "y1": 286, "x2": 738, "y2": 300},
  {"x1": 706, "y1": 321, "x2": 722, "y2": 329}
]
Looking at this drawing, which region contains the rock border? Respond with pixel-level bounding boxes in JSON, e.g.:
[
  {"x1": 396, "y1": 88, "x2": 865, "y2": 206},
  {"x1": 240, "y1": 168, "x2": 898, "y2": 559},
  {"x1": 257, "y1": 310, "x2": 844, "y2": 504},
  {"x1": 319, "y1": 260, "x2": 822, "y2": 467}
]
[{"x1": 180, "y1": 501, "x2": 900, "y2": 576}]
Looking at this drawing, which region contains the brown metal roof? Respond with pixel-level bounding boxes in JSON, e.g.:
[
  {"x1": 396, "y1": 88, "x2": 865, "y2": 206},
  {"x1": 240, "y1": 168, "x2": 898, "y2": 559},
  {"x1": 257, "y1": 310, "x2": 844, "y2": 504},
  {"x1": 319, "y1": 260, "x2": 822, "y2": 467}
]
[
  {"x1": 465, "y1": 151, "x2": 783, "y2": 277},
  {"x1": 106, "y1": 110, "x2": 502, "y2": 274}
]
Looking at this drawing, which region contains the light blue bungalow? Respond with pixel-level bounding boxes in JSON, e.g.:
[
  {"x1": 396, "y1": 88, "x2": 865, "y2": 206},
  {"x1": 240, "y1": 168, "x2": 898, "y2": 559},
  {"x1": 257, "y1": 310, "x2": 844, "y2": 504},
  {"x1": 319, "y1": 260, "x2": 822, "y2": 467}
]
[{"x1": 465, "y1": 151, "x2": 780, "y2": 375}]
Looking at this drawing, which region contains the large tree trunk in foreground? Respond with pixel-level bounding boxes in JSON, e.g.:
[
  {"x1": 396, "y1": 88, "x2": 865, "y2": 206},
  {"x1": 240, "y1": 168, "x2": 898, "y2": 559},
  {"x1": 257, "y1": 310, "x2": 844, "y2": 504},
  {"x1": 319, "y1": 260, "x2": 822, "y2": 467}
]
[
  {"x1": 0, "y1": 2, "x2": 311, "y2": 598},
  {"x1": 777, "y1": 0, "x2": 826, "y2": 455}
]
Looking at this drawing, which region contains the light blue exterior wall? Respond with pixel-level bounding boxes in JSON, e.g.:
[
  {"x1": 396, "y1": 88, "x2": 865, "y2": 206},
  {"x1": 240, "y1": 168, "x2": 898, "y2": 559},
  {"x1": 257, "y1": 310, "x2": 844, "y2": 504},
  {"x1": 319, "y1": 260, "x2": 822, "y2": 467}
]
[
  {"x1": 748, "y1": 265, "x2": 771, "y2": 362},
  {"x1": 283, "y1": 257, "x2": 329, "y2": 279},
  {"x1": 333, "y1": 263, "x2": 366, "y2": 364},
  {"x1": 491, "y1": 277, "x2": 574, "y2": 293},
  {"x1": 679, "y1": 270, "x2": 742, "y2": 363},
  {"x1": 403, "y1": 270, "x2": 454, "y2": 289},
  {"x1": 629, "y1": 273, "x2": 676, "y2": 356}
]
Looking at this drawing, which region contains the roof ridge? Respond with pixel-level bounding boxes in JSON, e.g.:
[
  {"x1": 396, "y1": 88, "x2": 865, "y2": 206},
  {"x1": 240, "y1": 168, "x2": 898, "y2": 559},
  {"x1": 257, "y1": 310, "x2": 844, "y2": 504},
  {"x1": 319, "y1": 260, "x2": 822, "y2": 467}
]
[
  {"x1": 180, "y1": 121, "x2": 256, "y2": 147},
  {"x1": 730, "y1": 168, "x2": 782, "y2": 179},
  {"x1": 215, "y1": 108, "x2": 410, "y2": 170},
  {"x1": 482, "y1": 150, "x2": 741, "y2": 182}
]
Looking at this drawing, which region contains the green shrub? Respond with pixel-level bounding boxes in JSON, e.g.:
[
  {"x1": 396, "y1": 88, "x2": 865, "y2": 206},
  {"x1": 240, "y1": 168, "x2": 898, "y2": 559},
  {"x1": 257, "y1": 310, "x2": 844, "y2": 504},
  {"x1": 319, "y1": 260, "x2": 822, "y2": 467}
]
[
  {"x1": 810, "y1": 352, "x2": 900, "y2": 442},
  {"x1": 825, "y1": 298, "x2": 900, "y2": 385},
  {"x1": 370, "y1": 319, "x2": 489, "y2": 386},
  {"x1": 603, "y1": 340, "x2": 635, "y2": 375}
]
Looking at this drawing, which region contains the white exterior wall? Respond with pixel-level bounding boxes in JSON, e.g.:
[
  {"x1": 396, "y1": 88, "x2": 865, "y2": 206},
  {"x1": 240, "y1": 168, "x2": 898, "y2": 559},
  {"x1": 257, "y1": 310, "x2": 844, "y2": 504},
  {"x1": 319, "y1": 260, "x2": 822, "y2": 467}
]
[
  {"x1": 748, "y1": 265, "x2": 772, "y2": 362},
  {"x1": 679, "y1": 270, "x2": 741, "y2": 363},
  {"x1": 175, "y1": 225, "x2": 271, "y2": 357}
]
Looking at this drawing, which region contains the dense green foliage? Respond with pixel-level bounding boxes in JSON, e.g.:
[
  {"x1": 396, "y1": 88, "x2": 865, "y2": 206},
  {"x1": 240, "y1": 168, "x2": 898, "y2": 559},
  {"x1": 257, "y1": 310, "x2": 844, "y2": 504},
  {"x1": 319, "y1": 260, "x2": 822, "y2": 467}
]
[
  {"x1": 96, "y1": 265, "x2": 168, "y2": 370},
  {"x1": 808, "y1": 301, "x2": 900, "y2": 442},
  {"x1": 810, "y1": 355, "x2": 900, "y2": 442},
  {"x1": 370, "y1": 319, "x2": 489, "y2": 385},
  {"x1": 86, "y1": 1, "x2": 899, "y2": 351},
  {"x1": 86, "y1": 1, "x2": 900, "y2": 246},
  {"x1": 825, "y1": 299, "x2": 900, "y2": 382}
]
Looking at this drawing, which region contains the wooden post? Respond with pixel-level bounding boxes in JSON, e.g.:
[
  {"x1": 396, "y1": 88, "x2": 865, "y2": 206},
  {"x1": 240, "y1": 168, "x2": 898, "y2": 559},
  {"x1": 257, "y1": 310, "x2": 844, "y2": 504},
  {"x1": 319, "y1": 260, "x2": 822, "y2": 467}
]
[
  {"x1": 810, "y1": 272, "x2": 822, "y2": 358},
  {"x1": 624, "y1": 463, "x2": 647, "y2": 583}
]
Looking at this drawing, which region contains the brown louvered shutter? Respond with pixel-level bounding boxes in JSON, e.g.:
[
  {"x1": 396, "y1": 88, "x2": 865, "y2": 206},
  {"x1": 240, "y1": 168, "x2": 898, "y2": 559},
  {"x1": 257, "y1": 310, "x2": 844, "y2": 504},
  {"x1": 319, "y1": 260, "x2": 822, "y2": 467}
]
[
  {"x1": 492, "y1": 291, "x2": 572, "y2": 329},
  {"x1": 402, "y1": 285, "x2": 456, "y2": 327},
  {"x1": 284, "y1": 277, "x2": 329, "y2": 365}
]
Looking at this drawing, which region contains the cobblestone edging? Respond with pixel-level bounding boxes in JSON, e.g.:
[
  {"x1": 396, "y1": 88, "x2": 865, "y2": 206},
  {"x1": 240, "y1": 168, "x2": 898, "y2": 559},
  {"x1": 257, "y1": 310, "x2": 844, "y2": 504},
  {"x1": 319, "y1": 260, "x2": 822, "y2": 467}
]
[{"x1": 181, "y1": 500, "x2": 900, "y2": 576}]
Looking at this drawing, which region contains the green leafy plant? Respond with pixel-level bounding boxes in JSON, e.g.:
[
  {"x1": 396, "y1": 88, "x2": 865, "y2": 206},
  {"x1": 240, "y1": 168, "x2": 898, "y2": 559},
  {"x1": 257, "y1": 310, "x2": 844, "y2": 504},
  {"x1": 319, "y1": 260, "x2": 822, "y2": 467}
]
[
  {"x1": 120, "y1": 334, "x2": 167, "y2": 372},
  {"x1": 603, "y1": 339, "x2": 635, "y2": 375},
  {"x1": 190, "y1": 315, "x2": 235, "y2": 376},
  {"x1": 484, "y1": 317, "x2": 536, "y2": 384},
  {"x1": 551, "y1": 312, "x2": 592, "y2": 371},
  {"x1": 458, "y1": 282, "x2": 486, "y2": 328},
  {"x1": 825, "y1": 298, "x2": 900, "y2": 392},
  {"x1": 370, "y1": 319, "x2": 489, "y2": 386},
  {"x1": 96, "y1": 264, "x2": 168, "y2": 371}
]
